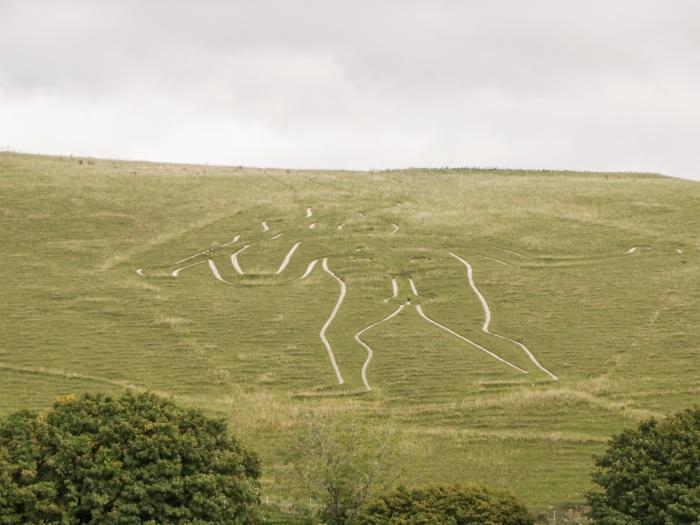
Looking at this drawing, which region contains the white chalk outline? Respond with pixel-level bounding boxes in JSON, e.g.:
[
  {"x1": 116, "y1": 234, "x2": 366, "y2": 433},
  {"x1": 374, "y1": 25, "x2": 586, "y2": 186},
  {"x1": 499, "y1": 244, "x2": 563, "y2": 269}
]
[
  {"x1": 276, "y1": 241, "x2": 301, "y2": 274},
  {"x1": 416, "y1": 304, "x2": 528, "y2": 374},
  {"x1": 299, "y1": 259, "x2": 318, "y2": 279},
  {"x1": 306, "y1": 207, "x2": 313, "y2": 218},
  {"x1": 450, "y1": 252, "x2": 558, "y2": 380},
  {"x1": 409, "y1": 277, "x2": 419, "y2": 296},
  {"x1": 337, "y1": 223, "x2": 345, "y2": 230},
  {"x1": 269, "y1": 233, "x2": 283, "y2": 240},
  {"x1": 309, "y1": 222, "x2": 317, "y2": 230},
  {"x1": 174, "y1": 251, "x2": 207, "y2": 265},
  {"x1": 625, "y1": 246, "x2": 638, "y2": 254},
  {"x1": 208, "y1": 259, "x2": 233, "y2": 284},
  {"x1": 222, "y1": 234, "x2": 240, "y2": 246},
  {"x1": 383, "y1": 277, "x2": 399, "y2": 303},
  {"x1": 490, "y1": 246, "x2": 524, "y2": 257},
  {"x1": 230, "y1": 244, "x2": 250, "y2": 275},
  {"x1": 320, "y1": 258, "x2": 346, "y2": 385},
  {"x1": 262, "y1": 221, "x2": 270, "y2": 232},
  {"x1": 389, "y1": 223, "x2": 399, "y2": 235},
  {"x1": 355, "y1": 303, "x2": 405, "y2": 391},
  {"x1": 172, "y1": 259, "x2": 206, "y2": 277},
  {"x1": 136, "y1": 268, "x2": 145, "y2": 276}
]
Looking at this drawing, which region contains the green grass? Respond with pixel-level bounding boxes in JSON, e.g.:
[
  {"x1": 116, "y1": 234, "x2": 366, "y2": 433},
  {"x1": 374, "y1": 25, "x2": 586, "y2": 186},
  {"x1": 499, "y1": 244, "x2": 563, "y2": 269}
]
[{"x1": 1, "y1": 152, "x2": 699, "y2": 515}]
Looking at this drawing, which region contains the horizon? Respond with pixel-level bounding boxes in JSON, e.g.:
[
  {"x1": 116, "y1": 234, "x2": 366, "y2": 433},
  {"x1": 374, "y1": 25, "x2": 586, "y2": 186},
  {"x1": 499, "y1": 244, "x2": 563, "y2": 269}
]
[{"x1": 0, "y1": 150, "x2": 689, "y2": 182}]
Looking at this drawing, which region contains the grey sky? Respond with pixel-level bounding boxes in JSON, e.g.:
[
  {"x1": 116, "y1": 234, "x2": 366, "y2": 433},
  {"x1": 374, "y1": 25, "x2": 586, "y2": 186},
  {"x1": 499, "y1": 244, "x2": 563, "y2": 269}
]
[{"x1": 1, "y1": 1, "x2": 699, "y2": 179}]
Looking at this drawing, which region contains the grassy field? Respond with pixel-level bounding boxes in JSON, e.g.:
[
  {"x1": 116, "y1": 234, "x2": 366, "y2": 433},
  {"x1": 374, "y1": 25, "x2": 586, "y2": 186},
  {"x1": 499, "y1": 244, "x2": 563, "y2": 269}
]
[{"x1": 1, "y1": 152, "x2": 699, "y2": 516}]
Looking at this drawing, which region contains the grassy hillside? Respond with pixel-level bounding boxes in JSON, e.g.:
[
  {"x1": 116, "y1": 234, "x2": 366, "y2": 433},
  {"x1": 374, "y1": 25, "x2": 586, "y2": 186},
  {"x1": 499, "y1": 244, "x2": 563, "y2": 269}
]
[{"x1": 1, "y1": 153, "x2": 698, "y2": 514}]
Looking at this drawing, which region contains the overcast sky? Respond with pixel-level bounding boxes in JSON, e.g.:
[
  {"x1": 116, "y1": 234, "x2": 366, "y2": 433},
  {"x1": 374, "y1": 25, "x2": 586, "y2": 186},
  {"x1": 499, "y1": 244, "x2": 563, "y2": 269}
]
[{"x1": 1, "y1": 1, "x2": 699, "y2": 179}]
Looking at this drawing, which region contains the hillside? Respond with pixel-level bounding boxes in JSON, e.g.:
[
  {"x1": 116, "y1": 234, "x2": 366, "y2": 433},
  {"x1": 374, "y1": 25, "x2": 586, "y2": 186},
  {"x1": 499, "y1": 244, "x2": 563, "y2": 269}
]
[{"x1": 1, "y1": 152, "x2": 698, "y2": 513}]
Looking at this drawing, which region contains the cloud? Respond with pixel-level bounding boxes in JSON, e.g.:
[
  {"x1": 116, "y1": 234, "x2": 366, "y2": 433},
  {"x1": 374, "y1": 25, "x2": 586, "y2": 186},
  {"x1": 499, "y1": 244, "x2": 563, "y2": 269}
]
[{"x1": 1, "y1": 0, "x2": 698, "y2": 179}]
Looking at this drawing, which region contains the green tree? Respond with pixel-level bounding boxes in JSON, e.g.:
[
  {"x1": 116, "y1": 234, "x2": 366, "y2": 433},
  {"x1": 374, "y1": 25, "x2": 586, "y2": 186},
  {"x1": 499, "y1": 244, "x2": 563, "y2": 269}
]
[
  {"x1": 0, "y1": 392, "x2": 261, "y2": 524},
  {"x1": 587, "y1": 407, "x2": 700, "y2": 524},
  {"x1": 358, "y1": 483, "x2": 534, "y2": 525},
  {"x1": 293, "y1": 419, "x2": 397, "y2": 525}
]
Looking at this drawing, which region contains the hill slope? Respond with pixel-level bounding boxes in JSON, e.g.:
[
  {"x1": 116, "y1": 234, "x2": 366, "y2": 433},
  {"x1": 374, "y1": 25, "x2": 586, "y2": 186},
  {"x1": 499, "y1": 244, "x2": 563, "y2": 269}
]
[{"x1": 1, "y1": 153, "x2": 699, "y2": 512}]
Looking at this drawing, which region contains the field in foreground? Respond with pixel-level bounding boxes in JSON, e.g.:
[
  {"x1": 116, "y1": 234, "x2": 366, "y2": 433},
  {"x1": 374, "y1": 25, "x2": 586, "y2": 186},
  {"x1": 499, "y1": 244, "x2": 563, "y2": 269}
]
[{"x1": 1, "y1": 153, "x2": 698, "y2": 514}]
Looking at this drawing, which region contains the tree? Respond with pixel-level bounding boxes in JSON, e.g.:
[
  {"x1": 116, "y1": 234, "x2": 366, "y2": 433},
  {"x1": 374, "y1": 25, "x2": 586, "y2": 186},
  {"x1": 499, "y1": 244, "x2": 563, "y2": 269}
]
[
  {"x1": 0, "y1": 392, "x2": 261, "y2": 524},
  {"x1": 587, "y1": 407, "x2": 700, "y2": 524},
  {"x1": 293, "y1": 419, "x2": 397, "y2": 525},
  {"x1": 358, "y1": 483, "x2": 534, "y2": 525}
]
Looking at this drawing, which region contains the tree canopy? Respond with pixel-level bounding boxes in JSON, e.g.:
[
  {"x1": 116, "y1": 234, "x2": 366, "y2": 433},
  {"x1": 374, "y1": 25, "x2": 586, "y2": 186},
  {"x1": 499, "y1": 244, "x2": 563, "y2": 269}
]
[
  {"x1": 358, "y1": 483, "x2": 534, "y2": 525},
  {"x1": 0, "y1": 392, "x2": 261, "y2": 524},
  {"x1": 587, "y1": 407, "x2": 700, "y2": 524}
]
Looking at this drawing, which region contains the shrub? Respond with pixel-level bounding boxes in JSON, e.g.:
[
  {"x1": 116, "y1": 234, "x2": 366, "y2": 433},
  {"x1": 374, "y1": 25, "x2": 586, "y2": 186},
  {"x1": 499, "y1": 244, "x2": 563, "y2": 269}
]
[
  {"x1": 587, "y1": 407, "x2": 700, "y2": 524},
  {"x1": 292, "y1": 420, "x2": 397, "y2": 525},
  {"x1": 358, "y1": 483, "x2": 534, "y2": 525},
  {"x1": 0, "y1": 392, "x2": 261, "y2": 524}
]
